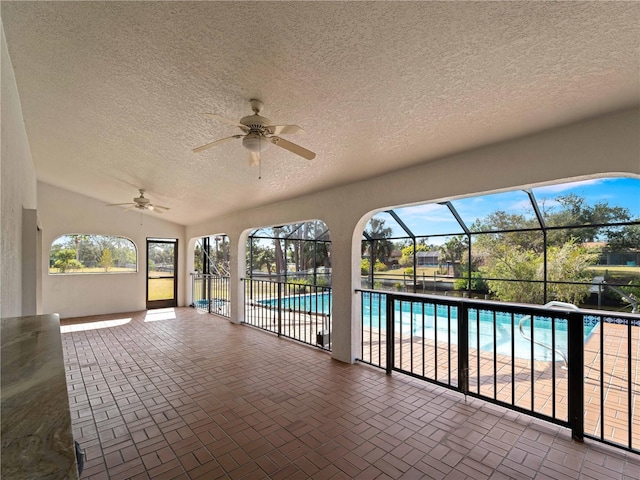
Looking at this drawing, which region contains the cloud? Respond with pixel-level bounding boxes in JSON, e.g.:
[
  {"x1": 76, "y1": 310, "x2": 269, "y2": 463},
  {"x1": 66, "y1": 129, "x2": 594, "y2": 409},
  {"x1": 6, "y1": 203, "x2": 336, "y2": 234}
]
[{"x1": 534, "y1": 178, "x2": 605, "y2": 195}]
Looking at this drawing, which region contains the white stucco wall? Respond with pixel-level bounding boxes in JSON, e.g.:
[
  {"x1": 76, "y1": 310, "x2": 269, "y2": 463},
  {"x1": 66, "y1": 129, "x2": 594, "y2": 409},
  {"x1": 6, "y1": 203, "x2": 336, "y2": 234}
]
[
  {"x1": 38, "y1": 182, "x2": 186, "y2": 319},
  {"x1": 186, "y1": 108, "x2": 640, "y2": 363},
  {"x1": 1, "y1": 24, "x2": 38, "y2": 318}
]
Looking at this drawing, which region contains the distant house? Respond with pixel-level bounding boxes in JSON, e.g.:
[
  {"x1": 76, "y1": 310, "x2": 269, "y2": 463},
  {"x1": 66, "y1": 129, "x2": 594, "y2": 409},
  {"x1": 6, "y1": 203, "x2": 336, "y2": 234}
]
[
  {"x1": 386, "y1": 250, "x2": 402, "y2": 267},
  {"x1": 416, "y1": 251, "x2": 439, "y2": 266},
  {"x1": 584, "y1": 241, "x2": 639, "y2": 266}
]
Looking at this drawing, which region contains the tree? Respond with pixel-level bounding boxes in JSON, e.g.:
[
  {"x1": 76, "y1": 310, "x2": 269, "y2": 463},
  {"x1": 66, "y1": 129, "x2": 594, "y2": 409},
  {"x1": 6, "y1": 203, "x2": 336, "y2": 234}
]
[
  {"x1": 363, "y1": 218, "x2": 393, "y2": 266},
  {"x1": 258, "y1": 248, "x2": 276, "y2": 274},
  {"x1": 53, "y1": 249, "x2": 83, "y2": 273},
  {"x1": 69, "y1": 234, "x2": 90, "y2": 262},
  {"x1": 546, "y1": 240, "x2": 598, "y2": 304},
  {"x1": 194, "y1": 243, "x2": 204, "y2": 273},
  {"x1": 274, "y1": 237, "x2": 285, "y2": 275},
  {"x1": 544, "y1": 193, "x2": 632, "y2": 246},
  {"x1": 479, "y1": 245, "x2": 544, "y2": 303},
  {"x1": 361, "y1": 258, "x2": 371, "y2": 276},
  {"x1": 439, "y1": 236, "x2": 468, "y2": 276},
  {"x1": 454, "y1": 271, "x2": 488, "y2": 292},
  {"x1": 606, "y1": 224, "x2": 640, "y2": 252},
  {"x1": 479, "y1": 239, "x2": 598, "y2": 305},
  {"x1": 471, "y1": 212, "x2": 541, "y2": 252},
  {"x1": 99, "y1": 249, "x2": 114, "y2": 272},
  {"x1": 399, "y1": 244, "x2": 431, "y2": 267}
]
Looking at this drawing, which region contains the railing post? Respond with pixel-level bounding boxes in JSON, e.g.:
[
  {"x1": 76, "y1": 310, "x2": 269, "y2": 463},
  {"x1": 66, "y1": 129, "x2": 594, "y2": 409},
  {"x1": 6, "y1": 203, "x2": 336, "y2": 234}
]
[
  {"x1": 207, "y1": 274, "x2": 212, "y2": 314},
  {"x1": 277, "y1": 281, "x2": 282, "y2": 337},
  {"x1": 386, "y1": 293, "x2": 395, "y2": 375},
  {"x1": 458, "y1": 301, "x2": 469, "y2": 396},
  {"x1": 191, "y1": 274, "x2": 194, "y2": 307},
  {"x1": 567, "y1": 311, "x2": 584, "y2": 442}
]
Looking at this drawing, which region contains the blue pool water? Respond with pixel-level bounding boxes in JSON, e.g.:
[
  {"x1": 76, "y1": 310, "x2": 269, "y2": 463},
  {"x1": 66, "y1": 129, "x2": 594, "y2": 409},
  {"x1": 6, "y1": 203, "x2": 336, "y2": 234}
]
[
  {"x1": 260, "y1": 292, "x2": 598, "y2": 362},
  {"x1": 260, "y1": 292, "x2": 332, "y2": 314}
]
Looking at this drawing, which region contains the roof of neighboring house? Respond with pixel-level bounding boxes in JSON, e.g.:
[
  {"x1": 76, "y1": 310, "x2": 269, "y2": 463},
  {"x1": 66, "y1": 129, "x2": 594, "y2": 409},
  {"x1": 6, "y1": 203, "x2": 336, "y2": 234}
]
[{"x1": 416, "y1": 251, "x2": 439, "y2": 258}]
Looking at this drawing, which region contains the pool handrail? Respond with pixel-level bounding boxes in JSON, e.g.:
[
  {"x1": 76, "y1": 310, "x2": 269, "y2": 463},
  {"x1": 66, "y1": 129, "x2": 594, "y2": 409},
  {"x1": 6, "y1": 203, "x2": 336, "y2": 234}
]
[{"x1": 517, "y1": 301, "x2": 578, "y2": 369}]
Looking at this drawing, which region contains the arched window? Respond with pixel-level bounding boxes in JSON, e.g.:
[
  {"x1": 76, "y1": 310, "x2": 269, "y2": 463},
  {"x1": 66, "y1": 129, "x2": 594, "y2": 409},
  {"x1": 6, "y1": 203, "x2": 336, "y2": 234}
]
[{"x1": 49, "y1": 234, "x2": 137, "y2": 274}]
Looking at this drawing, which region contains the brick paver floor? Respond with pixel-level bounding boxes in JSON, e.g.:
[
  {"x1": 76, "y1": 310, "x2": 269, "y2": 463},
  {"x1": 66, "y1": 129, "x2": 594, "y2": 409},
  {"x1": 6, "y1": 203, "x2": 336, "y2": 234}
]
[{"x1": 62, "y1": 308, "x2": 638, "y2": 479}]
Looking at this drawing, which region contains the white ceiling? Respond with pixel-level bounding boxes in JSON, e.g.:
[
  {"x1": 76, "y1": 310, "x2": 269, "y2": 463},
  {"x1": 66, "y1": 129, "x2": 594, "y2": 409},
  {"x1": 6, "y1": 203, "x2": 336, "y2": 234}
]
[{"x1": 2, "y1": 2, "x2": 638, "y2": 226}]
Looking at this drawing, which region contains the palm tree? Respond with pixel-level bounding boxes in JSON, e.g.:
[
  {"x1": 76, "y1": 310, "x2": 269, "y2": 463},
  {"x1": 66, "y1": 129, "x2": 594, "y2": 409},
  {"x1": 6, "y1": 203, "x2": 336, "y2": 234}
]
[
  {"x1": 439, "y1": 236, "x2": 467, "y2": 276},
  {"x1": 364, "y1": 218, "x2": 393, "y2": 267}
]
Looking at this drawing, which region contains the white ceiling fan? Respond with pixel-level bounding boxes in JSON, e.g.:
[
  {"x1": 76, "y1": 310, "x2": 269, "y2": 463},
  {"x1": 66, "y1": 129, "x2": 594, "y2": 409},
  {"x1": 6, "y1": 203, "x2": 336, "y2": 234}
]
[
  {"x1": 193, "y1": 99, "x2": 316, "y2": 166},
  {"x1": 107, "y1": 189, "x2": 170, "y2": 214}
]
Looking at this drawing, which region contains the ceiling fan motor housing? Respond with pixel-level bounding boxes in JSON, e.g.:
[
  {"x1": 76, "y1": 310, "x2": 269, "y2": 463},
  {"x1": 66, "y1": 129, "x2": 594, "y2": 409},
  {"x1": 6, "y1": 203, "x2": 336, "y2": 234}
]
[{"x1": 240, "y1": 114, "x2": 271, "y2": 131}]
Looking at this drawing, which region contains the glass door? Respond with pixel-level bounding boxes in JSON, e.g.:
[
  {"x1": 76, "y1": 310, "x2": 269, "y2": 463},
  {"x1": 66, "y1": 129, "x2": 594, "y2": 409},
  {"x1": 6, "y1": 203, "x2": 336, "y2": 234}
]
[{"x1": 147, "y1": 238, "x2": 177, "y2": 309}]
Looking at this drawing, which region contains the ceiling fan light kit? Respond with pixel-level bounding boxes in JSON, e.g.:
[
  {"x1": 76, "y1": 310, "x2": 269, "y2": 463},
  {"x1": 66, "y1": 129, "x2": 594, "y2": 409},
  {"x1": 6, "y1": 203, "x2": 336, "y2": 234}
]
[
  {"x1": 242, "y1": 132, "x2": 271, "y2": 153},
  {"x1": 107, "y1": 189, "x2": 170, "y2": 214},
  {"x1": 193, "y1": 99, "x2": 316, "y2": 163}
]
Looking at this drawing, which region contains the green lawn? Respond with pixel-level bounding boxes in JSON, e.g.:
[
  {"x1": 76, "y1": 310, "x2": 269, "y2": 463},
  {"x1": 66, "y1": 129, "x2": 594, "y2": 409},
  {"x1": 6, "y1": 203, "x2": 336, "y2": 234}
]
[
  {"x1": 374, "y1": 267, "x2": 444, "y2": 278},
  {"x1": 148, "y1": 277, "x2": 175, "y2": 301},
  {"x1": 193, "y1": 279, "x2": 230, "y2": 300},
  {"x1": 587, "y1": 265, "x2": 640, "y2": 284},
  {"x1": 587, "y1": 265, "x2": 640, "y2": 275},
  {"x1": 49, "y1": 266, "x2": 136, "y2": 274}
]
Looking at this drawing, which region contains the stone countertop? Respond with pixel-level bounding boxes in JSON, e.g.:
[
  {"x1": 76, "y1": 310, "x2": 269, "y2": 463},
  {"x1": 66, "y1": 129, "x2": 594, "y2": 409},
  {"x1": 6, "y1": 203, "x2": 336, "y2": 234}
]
[{"x1": 1, "y1": 314, "x2": 79, "y2": 480}]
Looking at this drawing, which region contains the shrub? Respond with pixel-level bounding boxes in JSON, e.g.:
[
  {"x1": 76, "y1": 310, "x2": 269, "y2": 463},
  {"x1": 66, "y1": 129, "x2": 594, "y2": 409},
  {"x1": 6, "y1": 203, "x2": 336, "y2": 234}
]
[
  {"x1": 374, "y1": 260, "x2": 387, "y2": 272},
  {"x1": 454, "y1": 271, "x2": 488, "y2": 292},
  {"x1": 287, "y1": 278, "x2": 310, "y2": 293},
  {"x1": 361, "y1": 258, "x2": 370, "y2": 275}
]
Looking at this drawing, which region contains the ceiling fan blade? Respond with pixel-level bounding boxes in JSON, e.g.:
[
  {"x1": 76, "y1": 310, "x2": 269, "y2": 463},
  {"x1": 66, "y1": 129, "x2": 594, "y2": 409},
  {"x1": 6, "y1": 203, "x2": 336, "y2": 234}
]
[
  {"x1": 148, "y1": 205, "x2": 164, "y2": 213},
  {"x1": 269, "y1": 136, "x2": 316, "y2": 160},
  {"x1": 266, "y1": 124, "x2": 303, "y2": 135},
  {"x1": 201, "y1": 113, "x2": 250, "y2": 132},
  {"x1": 153, "y1": 205, "x2": 170, "y2": 210},
  {"x1": 107, "y1": 202, "x2": 135, "y2": 207},
  {"x1": 192, "y1": 135, "x2": 242, "y2": 153},
  {"x1": 249, "y1": 151, "x2": 260, "y2": 167}
]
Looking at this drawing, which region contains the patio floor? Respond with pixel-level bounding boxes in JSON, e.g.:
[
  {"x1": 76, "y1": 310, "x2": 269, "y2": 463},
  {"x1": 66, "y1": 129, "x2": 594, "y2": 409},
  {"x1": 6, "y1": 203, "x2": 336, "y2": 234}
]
[{"x1": 61, "y1": 308, "x2": 639, "y2": 479}]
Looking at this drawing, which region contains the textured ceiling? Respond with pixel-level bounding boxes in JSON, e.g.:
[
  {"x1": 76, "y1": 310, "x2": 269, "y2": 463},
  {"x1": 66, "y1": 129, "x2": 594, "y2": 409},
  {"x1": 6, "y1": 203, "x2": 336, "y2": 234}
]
[{"x1": 2, "y1": 1, "x2": 638, "y2": 226}]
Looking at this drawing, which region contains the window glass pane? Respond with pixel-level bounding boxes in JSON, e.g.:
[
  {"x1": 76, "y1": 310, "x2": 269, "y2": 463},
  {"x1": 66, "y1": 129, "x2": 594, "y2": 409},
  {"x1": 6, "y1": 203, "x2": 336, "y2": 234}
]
[
  {"x1": 49, "y1": 235, "x2": 137, "y2": 274},
  {"x1": 148, "y1": 241, "x2": 175, "y2": 301}
]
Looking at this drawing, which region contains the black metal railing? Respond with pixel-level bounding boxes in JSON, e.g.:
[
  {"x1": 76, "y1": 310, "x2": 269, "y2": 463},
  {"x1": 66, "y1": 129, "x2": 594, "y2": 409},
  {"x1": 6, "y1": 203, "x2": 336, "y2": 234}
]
[
  {"x1": 191, "y1": 273, "x2": 230, "y2": 317},
  {"x1": 243, "y1": 278, "x2": 332, "y2": 351},
  {"x1": 357, "y1": 289, "x2": 639, "y2": 454}
]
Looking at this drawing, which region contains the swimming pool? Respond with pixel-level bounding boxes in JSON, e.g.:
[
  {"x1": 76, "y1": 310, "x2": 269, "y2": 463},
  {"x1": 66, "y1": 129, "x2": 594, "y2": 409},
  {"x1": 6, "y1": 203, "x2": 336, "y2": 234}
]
[{"x1": 259, "y1": 292, "x2": 598, "y2": 361}]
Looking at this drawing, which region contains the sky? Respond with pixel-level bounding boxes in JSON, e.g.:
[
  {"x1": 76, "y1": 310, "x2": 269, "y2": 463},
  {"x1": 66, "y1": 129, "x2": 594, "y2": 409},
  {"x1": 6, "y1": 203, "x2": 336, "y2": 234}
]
[{"x1": 371, "y1": 177, "x2": 640, "y2": 240}]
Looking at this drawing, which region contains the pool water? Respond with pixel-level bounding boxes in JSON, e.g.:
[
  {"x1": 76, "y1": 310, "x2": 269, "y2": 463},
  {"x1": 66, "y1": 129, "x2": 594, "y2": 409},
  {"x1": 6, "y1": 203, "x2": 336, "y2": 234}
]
[
  {"x1": 260, "y1": 292, "x2": 598, "y2": 362},
  {"x1": 260, "y1": 292, "x2": 332, "y2": 314}
]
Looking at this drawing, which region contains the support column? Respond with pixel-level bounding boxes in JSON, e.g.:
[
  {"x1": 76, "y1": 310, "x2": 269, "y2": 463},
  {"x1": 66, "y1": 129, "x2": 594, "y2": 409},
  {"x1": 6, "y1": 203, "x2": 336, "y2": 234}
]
[{"x1": 327, "y1": 230, "x2": 361, "y2": 364}]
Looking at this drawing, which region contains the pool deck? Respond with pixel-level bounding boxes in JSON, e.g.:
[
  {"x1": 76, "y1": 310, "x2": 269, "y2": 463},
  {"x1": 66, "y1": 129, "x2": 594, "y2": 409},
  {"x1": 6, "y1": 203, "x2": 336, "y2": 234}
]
[{"x1": 360, "y1": 320, "x2": 639, "y2": 451}]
